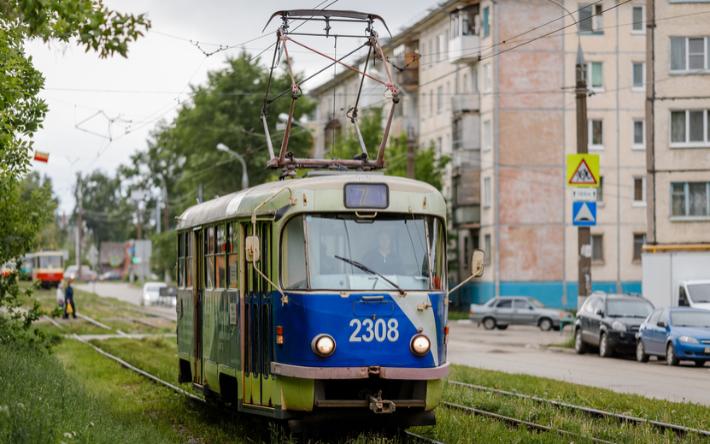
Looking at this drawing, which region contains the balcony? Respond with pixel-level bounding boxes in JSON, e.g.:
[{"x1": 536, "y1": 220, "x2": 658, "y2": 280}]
[
  {"x1": 449, "y1": 34, "x2": 480, "y2": 64},
  {"x1": 393, "y1": 51, "x2": 419, "y2": 94},
  {"x1": 451, "y1": 94, "x2": 480, "y2": 114}
]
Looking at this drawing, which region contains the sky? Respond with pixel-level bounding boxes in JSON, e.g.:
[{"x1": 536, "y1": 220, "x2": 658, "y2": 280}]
[{"x1": 27, "y1": 0, "x2": 437, "y2": 214}]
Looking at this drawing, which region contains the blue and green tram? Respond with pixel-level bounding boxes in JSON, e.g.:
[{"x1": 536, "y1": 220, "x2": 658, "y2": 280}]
[{"x1": 175, "y1": 173, "x2": 475, "y2": 428}]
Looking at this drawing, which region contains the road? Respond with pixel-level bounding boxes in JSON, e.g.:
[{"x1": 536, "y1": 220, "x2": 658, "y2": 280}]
[
  {"x1": 447, "y1": 321, "x2": 710, "y2": 406},
  {"x1": 76, "y1": 282, "x2": 176, "y2": 321}
]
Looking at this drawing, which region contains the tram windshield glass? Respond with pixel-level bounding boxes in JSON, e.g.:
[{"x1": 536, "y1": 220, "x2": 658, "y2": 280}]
[
  {"x1": 38, "y1": 255, "x2": 62, "y2": 269},
  {"x1": 282, "y1": 214, "x2": 445, "y2": 291}
]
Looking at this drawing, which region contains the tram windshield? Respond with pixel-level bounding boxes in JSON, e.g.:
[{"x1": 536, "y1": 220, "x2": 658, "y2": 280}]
[
  {"x1": 282, "y1": 214, "x2": 445, "y2": 291},
  {"x1": 38, "y1": 255, "x2": 62, "y2": 269}
]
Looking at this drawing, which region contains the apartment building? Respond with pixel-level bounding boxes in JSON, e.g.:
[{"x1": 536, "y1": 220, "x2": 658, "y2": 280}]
[
  {"x1": 642, "y1": 0, "x2": 710, "y2": 304},
  {"x1": 309, "y1": 0, "x2": 649, "y2": 308}
]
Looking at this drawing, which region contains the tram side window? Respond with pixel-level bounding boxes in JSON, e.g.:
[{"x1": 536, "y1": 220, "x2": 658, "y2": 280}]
[
  {"x1": 186, "y1": 233, "x2": 193, "y2": 287},
  {"x1": 216, "y1": 224, "x2": 226, "y2": 288},
  {"x1": 228, "y1": 223, "x2": 239, "y2": 289},
  {"x1": 204, "y1": 228, "x2": 215, "y2": 289},
  {"x1": 282, "y1": 216, "x2": 307, "y2": 289},
  {"x1": 178, "y1": 233, "x2": 185, "y2": 288}
]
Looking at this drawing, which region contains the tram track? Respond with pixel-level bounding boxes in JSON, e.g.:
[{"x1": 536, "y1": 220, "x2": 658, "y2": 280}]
[
  {"x1": 448, "y1": 379, "x2": 710, "y2": 439},
  {"x1": 72, "y1": 334, "x2": 445, "y2": 444}
]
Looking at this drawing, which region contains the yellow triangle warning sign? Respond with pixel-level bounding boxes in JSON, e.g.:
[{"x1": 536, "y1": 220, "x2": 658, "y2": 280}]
[{"x1": 566, "y1": 154, "x2": 600, "y2": 188}]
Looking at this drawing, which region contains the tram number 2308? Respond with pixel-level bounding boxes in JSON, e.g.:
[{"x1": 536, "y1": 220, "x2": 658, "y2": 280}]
[{"x1": 349, "y1": 318, "x2": 399, "y2": 343}]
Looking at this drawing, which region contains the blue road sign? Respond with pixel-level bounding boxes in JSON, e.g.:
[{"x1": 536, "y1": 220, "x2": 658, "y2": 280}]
[{"x1": 572, "y1": 201, "x2": 597, "y2": 226}]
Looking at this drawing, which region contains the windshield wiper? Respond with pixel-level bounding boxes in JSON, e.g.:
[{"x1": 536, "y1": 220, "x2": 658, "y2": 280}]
[{"x1": 334, "y1": 255, "x2": 405, "y2": 295}]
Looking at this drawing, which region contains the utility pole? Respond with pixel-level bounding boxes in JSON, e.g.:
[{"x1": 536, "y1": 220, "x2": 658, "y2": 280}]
[
  {"x1": 75, "y1": 173, "x2": 83, "y2": 279},
  {"x1": 406, "y1": 134, "x2": 416, "y2": 179},
  {"x1": 575, "y1": 44, "x2": 592, "y2": 307},
  {"x1": 162, "y1": 183, "x2": 169, "y2": 233},
  {"x1": 156, "y1": 191, "x2": 161, "y2": 234},
  {"x1": 645, "y1": 0, "x2": 656, "y2": 244}
]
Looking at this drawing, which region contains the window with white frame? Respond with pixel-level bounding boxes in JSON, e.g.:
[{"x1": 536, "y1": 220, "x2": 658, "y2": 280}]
[
  {"x1": 591, "y1": 234, "x2": 604, "y2": 262},
  {"x1": 632, "y1": 6, "x2": 644, "y2": 33},
  {"x1": 633, "y1": 176, "x2": 646, "y2": 205},
  {"x1": 632, "y1": 62, "x2": 645, "y2": 90},
  {"x1": 483, "y1": 234, "x2": 491, "y2": 265},
  {"x1": 633, "y1": 233, "x2": 646, "y2": 262},
  {"x1": 437, "y1": 85, "x2": 443, "y2": 112},
  {"x1": 589, "y1": 119, "x2": 603, "y2": 149},
  {"x1": 670, "y1": 110, "x2": 710, "y2": 147},
  {"x1": 483, "y1": 176, "x2": 492, "y2": 208},
  {"x1": 578, "y1": 3, "x2": 603, "y2": 34},
  {"x1": 670, "y1": 37, "x2": 710, "y2": 72},
  {"x1": 671, "y1": 182, "x2": 710, "y2": 218},
  {"x1": 586, "y1": 62, "x2": 603, "y2": 90},
  {"x1": 482, "y1": 119, "x2": 492, "y2": 150},
  {"x1": 633, "y1": 119, "x2": 645, "y2": 149},
  {"x1": 482, "y1": 63, "x2": 492, "y2": 92}
]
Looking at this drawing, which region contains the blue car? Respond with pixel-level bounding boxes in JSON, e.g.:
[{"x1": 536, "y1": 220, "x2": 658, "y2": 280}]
[{"x1": 636, "y1": 308, "x2": 710, "y2": 367}]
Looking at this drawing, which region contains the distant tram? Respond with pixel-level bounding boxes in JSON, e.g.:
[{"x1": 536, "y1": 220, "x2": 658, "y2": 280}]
[
  {"x1": 175, "y1": 174, "x2": 484, "y2": 428},
  {"x1": 32, "y1": 251, "x2": 64, "y2": 288}
]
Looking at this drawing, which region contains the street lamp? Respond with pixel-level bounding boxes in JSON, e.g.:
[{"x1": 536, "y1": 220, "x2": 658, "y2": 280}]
[{"x1": 216, "y1": 143, "x2": 249, "y2": 190}]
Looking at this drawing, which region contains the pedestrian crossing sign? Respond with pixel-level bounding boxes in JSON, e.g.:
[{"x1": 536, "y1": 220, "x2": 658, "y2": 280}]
[
  {"x1": 566, "y1": 154, "x2": 599, "y2": 188},
  {"x1": 572, "y1": 201, "x2": 597, "y2": 226}
]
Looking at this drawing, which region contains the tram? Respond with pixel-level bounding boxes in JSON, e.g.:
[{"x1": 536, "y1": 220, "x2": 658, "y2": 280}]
[
  {"x1": 174, "y1": 9, "x2": 484, "y2": 429},
  {"x1": 31, "y1": 251, "x2": 64, "y2": 288}
]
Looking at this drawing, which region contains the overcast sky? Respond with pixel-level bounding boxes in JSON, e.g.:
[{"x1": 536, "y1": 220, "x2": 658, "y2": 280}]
[{"x1": 28, "y1": 0, "x2": 437, "y2": 213}]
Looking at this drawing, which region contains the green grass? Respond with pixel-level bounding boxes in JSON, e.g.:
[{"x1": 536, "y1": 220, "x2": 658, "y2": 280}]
[{"x1": 447, "y1": 310, "x2": 470, "y2": 321}]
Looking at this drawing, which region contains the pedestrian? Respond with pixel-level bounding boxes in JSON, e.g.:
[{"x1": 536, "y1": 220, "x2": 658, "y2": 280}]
[
  {"x1": 63, "y1": 278, "x2": 77, "y2": 319},
  {"x1": 56, "y1": 280, "x2": 65, "y2": 308}
]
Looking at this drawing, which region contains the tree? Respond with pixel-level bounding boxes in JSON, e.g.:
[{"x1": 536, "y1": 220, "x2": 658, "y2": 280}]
[
  {"x1": 0, "y1": 1, "x2": 149, "y2": 346},
  {"x1": 75, "y1": 171, "x2": 134, "y2": 246},
  {"x1": 332, "y1": 107, "x2": 450, "y2": 189}
]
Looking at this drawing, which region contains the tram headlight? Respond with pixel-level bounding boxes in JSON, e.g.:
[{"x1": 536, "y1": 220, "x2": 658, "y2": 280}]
[
  {"x1": 311, "y1": 334, "x2": 336, "y2": 357},
  {"x1": 410, "y1": 334, "x2": 431, "y2": 356}
]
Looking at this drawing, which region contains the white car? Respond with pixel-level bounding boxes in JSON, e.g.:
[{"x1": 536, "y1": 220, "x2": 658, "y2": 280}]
[
  {"x1": 679, "y1": 280, "x2": 710, "y2": 310},
  {"x1": 142, "y1": 282, "x2": 167, "y2": 306}
]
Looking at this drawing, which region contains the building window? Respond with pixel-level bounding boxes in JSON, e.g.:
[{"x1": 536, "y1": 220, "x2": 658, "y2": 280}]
[
  {"x1": 579, "y1": 3, "x2": 603, "y2": 34},
  {"x1": 484, "y1": 234, "x2": 491, "y2": 265},
  {"x1": 482, "y1": 119, "x2": 492, "y2": 150},
  {"x1": 670, "y1": 37, "x2": 710, "y2": 72},
  {"x1": 632, "y1": 62, "x2": 644, "y2": 90},
  {"x1": 437, "y1": 85, "x2": 444, "y2": 112},
  {"x1": 589, "y1": 119, "x2": 603, "y2": 149},
  {"x1": 483, "y1": 176, "x2": 492, "y2": 208},
  {"x1": 632, "y1": 6, "x2": 644, "y2": 33},
  {"x1": 671, "y1": 182, "x2": 710, "y2": 218},
  {"x1": 482, "y1": 63, "x2": 492, "y2": 92},
  {"x1": 597, "y1": 176, "x2": 604, "y2": 202},
  {"x1": 633, "y1": 176, "x2": 646, "y2": 205},
  {"x1": 482, "y1": 6, "x2": 490, "y2": 38},
  {"x1": 429, "y1": 91, "x2": 434, "y2": 117},
  {"x1": 633, "y1": 119, "x2": 644, "y2": 149},
  {"x1": 591, "y1": 234, "x2": 604, "y2": 263},
  {"x1": 670, "y1": 110, "x2": 710, "y2": 147},
  {"x1": 633, "y1": 233, "x2": 646, "y2": 262},
  {"x1": 586, "y1": 62, "x2": 603, "y2": 90}
]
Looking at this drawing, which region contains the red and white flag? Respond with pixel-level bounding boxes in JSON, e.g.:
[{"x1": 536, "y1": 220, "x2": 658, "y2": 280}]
[{"x1": 33, "y1": 151, "x2": 49, "y2": 163}]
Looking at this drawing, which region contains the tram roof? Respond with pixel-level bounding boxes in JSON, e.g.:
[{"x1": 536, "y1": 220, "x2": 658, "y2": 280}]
[{"x1": 176, "y1": 174, "x2": 446, "y2": 229}]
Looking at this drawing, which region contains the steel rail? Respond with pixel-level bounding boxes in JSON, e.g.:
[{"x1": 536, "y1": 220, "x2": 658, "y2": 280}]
[
  {"x1": 73, "y1": 335, "x2": 449, "y2": 442},
  {"x1": 449, "y1": 380, "x2": 710, "y2": 438},
  {"x1": 442, "y1": 401, "x2": 614, "y2": 444}
]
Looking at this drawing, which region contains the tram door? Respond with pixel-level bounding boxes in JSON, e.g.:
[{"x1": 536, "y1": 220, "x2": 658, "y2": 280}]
[
  {"x1": 242, "y1": 222, "x2": 273, "y2": 407},
  {"x1": 192, "y1": 228, "x2": 204, "y2": 384}
]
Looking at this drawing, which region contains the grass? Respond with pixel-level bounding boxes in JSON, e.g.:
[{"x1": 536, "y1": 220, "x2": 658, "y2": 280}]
[
  {"x1": 12, "y1": 285, "x2": 710, "y2": 442},
  {"x1": 447, "y1": 310, "x2": 470, "y2": 321}
]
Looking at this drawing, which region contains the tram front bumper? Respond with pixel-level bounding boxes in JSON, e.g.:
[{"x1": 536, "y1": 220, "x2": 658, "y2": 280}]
[{"x1": 270, "y1": 361, "x2": 449, "y2": 380}]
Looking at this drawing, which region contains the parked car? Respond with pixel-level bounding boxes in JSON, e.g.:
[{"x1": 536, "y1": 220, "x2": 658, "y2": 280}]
[
  {"x1": 470, "y1": 296, "x2": 572, "y2": 331},
  {"x1": 64, "y1": 265, "x2": 98, "y2": 282},
  {"x1": 99, "y1": 270, "x2": 122, "y2": 281},
  {"x1": 678, "y1": 280, "x2": 710, "y2": 310},
  {"x1": 636, "y1": 308, "x2": 710, "y2": 367},
  {"x1": 142, "y1": 282, "x2": 167, "y2": 306},
  {"x1": 574, "y1": 293, "x2": 654, "y2": 357}
]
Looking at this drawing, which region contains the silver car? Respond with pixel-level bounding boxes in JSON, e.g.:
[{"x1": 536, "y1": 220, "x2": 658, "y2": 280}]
[{"x1": 470, "y1": 296, "x2": 573, "y2": 331}]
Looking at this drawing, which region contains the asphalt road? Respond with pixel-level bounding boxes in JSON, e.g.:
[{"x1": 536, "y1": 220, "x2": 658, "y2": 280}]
[
  {"x1": 76, "y1": 282, "x2": 176, "y2": 321},
  {"x1": 447, "y1": 321, "x2": 710, "y2": 406}
]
